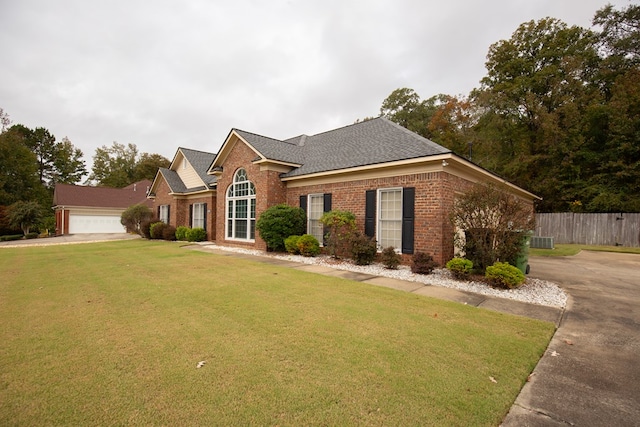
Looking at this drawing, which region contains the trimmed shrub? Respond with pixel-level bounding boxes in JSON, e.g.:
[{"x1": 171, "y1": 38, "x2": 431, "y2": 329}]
[
  {"x1": 485, "y1": 262, "x2": 526, "y2": 289},
  {"x1": 186, "y1": 227, "x2": 207, "y2": 242},
  {"x1": 297, "y1": 234, "x2": 320, "y2": 257},
  {"x1": 284, "y1": 235, "x2": 301, "y2": 254},
  {"x1": 175, "y1": 226, "x2": 189, "y2": 241},
  {"x1": 120, "y1": 204, "x2": 153, "y2": 235},
  {"x1": 162, "y1": 225, "x2": 177, "y2": 241},
  {"x1": 140, "y1": 219, "x2": 155, "y2": 239},
  {"x1": 0, "y1": 234, "x2": 24, "y2": 241},
  {"x1": 25, "y1": 232, "x2": 39, "y2": 239},
  {"x1": 411, "y1": 252, "x2": 438, "y2": 275},
  {"x1": 320, "y1": 210, "x2": 356, "y2": 258},
  {"x1": 350, "y1": 232, "x2": 377, "y2": 265},
  {"x1": 446, "y1": 258, "x2": 473, "y2": 280},
  {"x1": 149, "y1": 222, "x2": 167, "y2": 239},
  {"x1": 256, "y1": 204, "x2": 306, "y2": 252},
  {"x1": 381, "y1": 246, "x2": 401, "y2": 269}
]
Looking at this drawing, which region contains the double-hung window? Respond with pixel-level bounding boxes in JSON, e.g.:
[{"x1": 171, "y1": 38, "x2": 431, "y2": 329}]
[
  {"x1": 192, "y1": 203, "x2": 206, "y2": 229},
  {"x1": 159, "y1": 205, "x2": 170, "y2": 224},
  {"x1": 378, "y1": 188, "x2": 403, "y2": 250},
  {"x1": 307, "y1": 194, "x2": 325, "y2": 243},
  {"x1": 226, "y1": 169, "x2": 256, "y2": 241}
]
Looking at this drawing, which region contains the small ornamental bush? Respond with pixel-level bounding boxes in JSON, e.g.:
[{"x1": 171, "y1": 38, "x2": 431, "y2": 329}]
[
  {"x1": 162, "y1": 225, "x2": 177, "y2": 241},
  {"x1": 320, "y1": 210, "x2": 357, "y2": 258},
  {"x1": 446, "y1": 258, "x2": 473, "y2": 280},
  {"x1": 149, "y1": 222, "x2": 167, "y2": 239},
  {"x1": 411, "y1": 252, "x2": 438, "y2": 275},
  {"x1": 284, "y1": 235, "x2": 301, "y2": 254},
  {"x1": 25, "y1": 232, "x2": 39, "y2": 239},
  {"x1": 175, "y1": 226, "x2": 189, "y2": 241},
  {"x1": 297, "y1": 234, "x2": 320, "y2": 257},
  {"x1": 485, "y1": 262, "x2": 526, "y2": 289},
  {"x1": 140, "y1": 219, "x2": 155, "y2": 239},
  {"x1": 350, "y1": 232, "x2": 377, "y2": 265},
  {"x1": 256, "y1": 204, "x2": 306, "y2": 252},
  {"x1": 381, "y1": 246, "x2": 401, "y2": 269},
  {"x1": 186, "y1": 227, "x2": 207, "y2": 242}
]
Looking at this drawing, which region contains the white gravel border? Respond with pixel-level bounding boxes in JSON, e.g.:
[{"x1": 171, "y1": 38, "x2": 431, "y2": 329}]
[{"x1": 204, "y1": 244, "x2": 568, "y2": 309}]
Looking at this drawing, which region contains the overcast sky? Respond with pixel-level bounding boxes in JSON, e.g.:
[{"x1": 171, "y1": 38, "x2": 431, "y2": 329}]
[{"x1": 0, "y1": 0, "x2": 632, "y2": 175}]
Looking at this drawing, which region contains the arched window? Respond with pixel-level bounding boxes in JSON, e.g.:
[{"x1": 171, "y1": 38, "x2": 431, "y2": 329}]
[{"x1": 226, "y1": 168, "x2": 256, "y2": 241}]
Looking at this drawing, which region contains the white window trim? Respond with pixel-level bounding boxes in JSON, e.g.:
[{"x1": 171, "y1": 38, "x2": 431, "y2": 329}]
[
  {"x1": 192, "y1": 203, "x2": 205, "y2": 229},
  {"x1": 159, "y1": 205, "x2": 169, "y2": 224},
  {"x1": 377, "y1": 187, "x2": 403, "y2": 252},
  {"x1": 307, "y1": 194, "x2": 325, "y2": 245},
  {"x1": 225, "y1": 169, "x2": 256, "y2": 242}
]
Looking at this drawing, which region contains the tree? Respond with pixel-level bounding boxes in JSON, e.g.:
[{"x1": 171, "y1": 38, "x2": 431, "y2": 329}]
[
  {"x1": 88, "y1": 142, "x2": 168, "y2": 187},
  {"x1": 0, "y1": 127, "x2": 41, "y2": 206},
  {"x1": 88, "y1": 142, "x2": 138, "y2": 188},
  {"x1": 7, "y1": 200, "x2": 43, "y2": 236},
  {"x1": 0, "y1": 107, "x2": 11, "y2": 132},
  {"x1": 133, "y1": 153, "x2": 170, "y2": 182},
  {"x1": 52, "y1": 137, "x2": 86, "y2": 185},
  {"x1": 450, "y1": 184, "x2": 535, "y2": 273},
  {"x1": 120, "y1": 204, "x2": 153, "y2": 235},
  {"x1": 380, "y1": 88, "x2": 436, "y2": 138}
]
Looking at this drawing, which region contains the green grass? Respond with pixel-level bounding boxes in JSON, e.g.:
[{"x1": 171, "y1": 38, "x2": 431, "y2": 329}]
[
  {"x1": 0, "y1": 240, "x2": 555, "y2": 426},
  {"x1": 530, "y1": 243, "x2": 640, "y2": 257}
]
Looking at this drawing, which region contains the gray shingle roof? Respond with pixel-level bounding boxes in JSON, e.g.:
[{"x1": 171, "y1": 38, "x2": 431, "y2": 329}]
[
  {"x1": 232, "y1": 117, "x2": 450, "y2": 178},
  {"x1": 233, "y1": 129, "x2": 306, "y2": 165},
  {"x1": 179, "y1": 148, "x2": 217, "y2": 186},
  {"x1": 158, "y1": 168, "x2": 188, "y2": 193}
]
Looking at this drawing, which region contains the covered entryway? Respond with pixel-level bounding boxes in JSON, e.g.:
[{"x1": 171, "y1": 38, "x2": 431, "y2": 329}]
[{"x1": 68, "y1": 214, "x2": 125, "y2": 234}]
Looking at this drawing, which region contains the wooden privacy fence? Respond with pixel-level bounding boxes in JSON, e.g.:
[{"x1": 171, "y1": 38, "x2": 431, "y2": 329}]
[{"x1": 535, "y1": 213, "x2": 640, "y2": 247}]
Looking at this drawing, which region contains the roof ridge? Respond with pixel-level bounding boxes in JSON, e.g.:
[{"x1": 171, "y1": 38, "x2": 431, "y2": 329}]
[
  {"x1": 179, "y1": 147, "x2": 216, "y2": 156},
  {"x1": 308, "y1": 116, "x2": 384, "y2": 138}
]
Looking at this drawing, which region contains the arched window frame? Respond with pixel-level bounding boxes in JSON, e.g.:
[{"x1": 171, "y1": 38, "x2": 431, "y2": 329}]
[{"x1": 225, "y1": 168, "x2": 256, "y2": 241}]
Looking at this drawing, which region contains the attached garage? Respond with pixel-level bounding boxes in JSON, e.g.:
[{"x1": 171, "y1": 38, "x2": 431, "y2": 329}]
[{"x1": 53, "y1": 180, "x2": 152, "y2": 236}]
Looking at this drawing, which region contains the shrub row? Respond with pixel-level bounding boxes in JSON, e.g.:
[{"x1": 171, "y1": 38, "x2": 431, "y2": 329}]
[
  {"x1": 141, "y1": 221, "x2": 207, "y2": 242},
  {"x1": 445, "y1": 257, "x2": 526, "y2": 289}
]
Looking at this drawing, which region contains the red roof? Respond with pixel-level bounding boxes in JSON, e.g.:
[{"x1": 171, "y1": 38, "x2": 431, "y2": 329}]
[{"x1": 53, "y1": 180, "x2": 153, "y2": 209}]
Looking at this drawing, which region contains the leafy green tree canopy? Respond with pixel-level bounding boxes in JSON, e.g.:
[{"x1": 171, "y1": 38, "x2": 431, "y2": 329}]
[
  {"x1": 88, "y1": 142, "x2": 169, "y2": 187},
  {"x1": 7, "y1": 200, "x2": 44, "y2": 236}
]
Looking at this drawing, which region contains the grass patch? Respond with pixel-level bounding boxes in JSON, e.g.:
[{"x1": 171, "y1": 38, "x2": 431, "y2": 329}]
[
  {"x1": 530, "y1": 243, "x2": 640, "y2": 257},
  {"x1": 0, "y1": 240, "x2": 555, "y2": 426}
]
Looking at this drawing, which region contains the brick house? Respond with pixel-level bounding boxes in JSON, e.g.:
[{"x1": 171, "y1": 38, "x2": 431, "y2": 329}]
[
  {"x1": 147, "y1": 148, "x2": 217, "y2": 241},
  {"x1": 151, "y1": 117, "x2": 538, "y2": 265}
]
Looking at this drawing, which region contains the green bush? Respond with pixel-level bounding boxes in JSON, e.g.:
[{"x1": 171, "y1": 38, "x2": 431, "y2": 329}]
[
  {"x1": 162, "y1": 225, "x2": 177, "y2": 241},
  {"x1": 320, "y1": 210, "x2": 356, "y2": 258},
  {"x1": 186, "y1": 227, "x2": 207, "y2": 242},
  {"x1": 284, "y1": 235, "x2": 301, "y2": 254},
  {"x1": 139, "y1": 219, "x2": 155, "y2": 239},
  {"x1": 120, "y1": 204, "x2": 153, "y2": 235},
  {"x1": 350, "y1": 232, "x2": 377, "y2": 265},
  {"x1": 25, "y1": 232, "x2": 39, "y2": 239},
  {"x1": 149, "y1": 222, "x2": 166, "y2": 239},
  {"x1": 485, "y1": 262, "x2": 526, "y2": 289},
  {"x1": 0, "y1": 234, "x2": 24, "y2": 241},
  {"x1": 175, "y1": 226, "x2": 189, "y2": 241},
  {"x1": 297, "y1": 234, "x2": 320, "y2": 257},
  {"x1": 411, "y1": 252, "x2": 438, "y2": 275},
  {"x1": 446, "y1": 258, "x2": 473, "y2": 280},
  {"x1": 381, "y1": 246, "x2": 401, "y2": 269},
  {"x1": 256, "y1": 204, "x2": 306, "y2": 252}
]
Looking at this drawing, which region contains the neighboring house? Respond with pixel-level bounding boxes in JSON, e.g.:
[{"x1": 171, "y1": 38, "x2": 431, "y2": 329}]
[
  {"x1": 147, "y1": 148, "x2": 217, "y2": 240},
  {"x1": 53, "y1": 180, "x2": 152, "y2": 235},
  {"x1": 152, "y1": 117, "x2": 538, "y2": 264}
]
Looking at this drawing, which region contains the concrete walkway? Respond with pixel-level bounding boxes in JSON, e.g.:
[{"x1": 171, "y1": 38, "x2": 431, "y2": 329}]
[{"x1": 502, "y1": 251, "x2": 640, "y2": 427}]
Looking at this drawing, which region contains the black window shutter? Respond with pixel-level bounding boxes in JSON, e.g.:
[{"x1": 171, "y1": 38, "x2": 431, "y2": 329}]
[
  {"x1": 167, "y1": 205, "x2": 170, "y2": 225},
  {"x1": 203, "y1": 203, "x2": 207, "y2": 231},
  {"x1": 365, "y1": 190, "x2": 376, "y2": 238},
  {"x1": 299, "y1": 195, "x2": 307, "y2": 214},
  {"x1": 402, "y1": 187, "x2": 415, "y2": 254},
  {"x1": 323, "y1": 193, "x2": 332, "y2": 212},
  {"x1": 189, "y1": 204, "x2": 193, "y2": 228},
  {"x1": 157, "y1": 206, "x2": 160, "y2": 220}
]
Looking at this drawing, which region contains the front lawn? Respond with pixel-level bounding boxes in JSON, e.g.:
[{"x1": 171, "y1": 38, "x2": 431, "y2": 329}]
[{"x1": 0, "y1": 240, "x2": 554, "y2": 426}]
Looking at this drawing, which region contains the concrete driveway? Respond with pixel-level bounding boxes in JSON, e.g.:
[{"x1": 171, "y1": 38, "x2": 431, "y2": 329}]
[
  {"x1": 0, "y1": 233, "x2": 139, "y2": 247},
  {"x1": 502, "y1": 251, "x2": 640, "y2": 426}
]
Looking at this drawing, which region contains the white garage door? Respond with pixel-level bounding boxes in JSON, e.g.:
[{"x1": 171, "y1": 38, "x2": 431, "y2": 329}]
[{"x1": 69, "y1": 214, "x2": 126, "y2": 234}]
